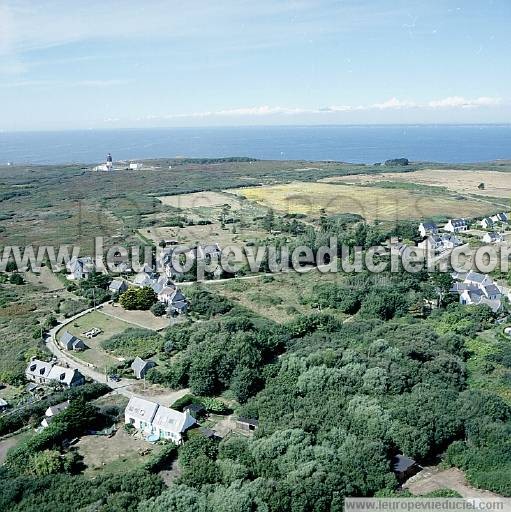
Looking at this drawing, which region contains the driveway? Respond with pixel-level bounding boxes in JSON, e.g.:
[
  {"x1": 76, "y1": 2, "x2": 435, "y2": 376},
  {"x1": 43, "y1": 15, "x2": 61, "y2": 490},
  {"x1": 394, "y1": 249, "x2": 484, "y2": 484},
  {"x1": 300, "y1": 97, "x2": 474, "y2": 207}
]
[{"x1": 404, "y1": 466, "x2": 502, "y2": 499}]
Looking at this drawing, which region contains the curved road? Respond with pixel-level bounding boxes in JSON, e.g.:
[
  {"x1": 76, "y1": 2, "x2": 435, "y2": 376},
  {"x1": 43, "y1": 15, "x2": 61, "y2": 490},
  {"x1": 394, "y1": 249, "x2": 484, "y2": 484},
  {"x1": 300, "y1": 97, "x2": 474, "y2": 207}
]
[{"x1": 45, "y1": 303, "x2": 135, "y2": 397}]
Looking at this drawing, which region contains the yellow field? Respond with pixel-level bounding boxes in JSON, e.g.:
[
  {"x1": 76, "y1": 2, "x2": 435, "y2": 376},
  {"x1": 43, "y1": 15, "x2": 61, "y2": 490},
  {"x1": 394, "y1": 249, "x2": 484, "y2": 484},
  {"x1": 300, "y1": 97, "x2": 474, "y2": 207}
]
[
  {"x1": 321, "y1": 169, "x2": 511, "y2": 199},
  {"x1": 233, "y1": 182, "x2": 498, "y2": 221}
]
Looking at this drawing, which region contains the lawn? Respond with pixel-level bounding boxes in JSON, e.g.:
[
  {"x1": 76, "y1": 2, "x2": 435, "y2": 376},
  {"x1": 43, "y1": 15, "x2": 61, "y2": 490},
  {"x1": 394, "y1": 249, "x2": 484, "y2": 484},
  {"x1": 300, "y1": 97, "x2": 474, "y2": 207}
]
[
  {"x1": 233, "y1": 181, "x2": 500, "y2": 221},
  {"x1": 77, "y1": 428, "x2": 163, "y2": 476},
  {"x1": 57, "y1": 311, "x2": 132, "y2": 370}
]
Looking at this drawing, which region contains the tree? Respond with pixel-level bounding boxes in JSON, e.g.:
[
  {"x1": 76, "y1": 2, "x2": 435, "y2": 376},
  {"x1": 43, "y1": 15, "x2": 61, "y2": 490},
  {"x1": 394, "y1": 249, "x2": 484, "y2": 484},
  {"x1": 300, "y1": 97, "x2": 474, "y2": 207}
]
[
  {"x1": 9, "y1": 273, "x2": 24, "y2": 285},
  {"x1": 138, "y1": 287, "x2": 158, "y2": 310},
  {"x1": 119, "y1": 287, "x2": 157, "y2": 310},
  {"x1": 119, "y1": 288, "x2": 139, "y2": 310},
  {"x1": 150, "y1": 301, "x2": 167, "y2": 317}
]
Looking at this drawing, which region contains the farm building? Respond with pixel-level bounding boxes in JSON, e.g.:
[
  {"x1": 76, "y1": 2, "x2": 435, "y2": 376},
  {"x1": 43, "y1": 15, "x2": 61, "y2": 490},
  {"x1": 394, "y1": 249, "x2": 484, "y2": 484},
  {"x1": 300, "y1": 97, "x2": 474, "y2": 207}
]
[{"x1": 41, "y1": 401, "x2": 70, "y2": 428}]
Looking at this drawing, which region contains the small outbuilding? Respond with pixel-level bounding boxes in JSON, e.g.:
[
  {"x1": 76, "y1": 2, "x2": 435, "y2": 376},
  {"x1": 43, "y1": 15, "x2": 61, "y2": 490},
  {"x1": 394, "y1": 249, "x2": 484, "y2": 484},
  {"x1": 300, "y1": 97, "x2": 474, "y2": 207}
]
[
  {"x1": 109, "y1": 279, "x2": 128, "y2": 294},
  {"x1": 236, "y1": 417, "x2": 259, "y2": 432},
  {"x1": 131, "y1": 357, "x2": 156, "y2": 379},
  {"x1": 392, "y1": 454, "x2": 420, "y2": 481},
  {"x1": 60, "y1": 331, "x2": 86, "y2": 351},
  {"x1": 184, "y1": 403, "x2": 206, "y2": 419}
]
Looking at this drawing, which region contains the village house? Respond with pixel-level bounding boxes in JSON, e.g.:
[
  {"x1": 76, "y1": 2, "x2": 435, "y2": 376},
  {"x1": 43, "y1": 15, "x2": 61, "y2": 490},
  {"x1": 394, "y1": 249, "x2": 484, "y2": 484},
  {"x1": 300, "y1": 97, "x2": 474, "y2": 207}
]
[
  {"x1": 418, "y1": 222, "x2": 438, "y2": 238},
  {"x1": 151, "y1": 405, "x2": 197, "y2": 444},
  {"x1": 131, "y1": 357, "x2": 156, "y2": 379},
  {"x1": 491, "y1": 212, "x2": 509, "y2": 224},
  {"x1": 109, "y1": 279, "x2": 128, "y2": 294},
  {"x1": 66, "y1": 257, "x2": 95, "y2": 280},
  {"x1": 451, "y1": 271, "x2": 503, "y2": 313},
  {"x1": 417, "y1": 233, "x2": 461, "y2": 255},
  {"x1": 197, "y1": 243, "x2": 222, "y2": 262},
  {"x1": 41, "y1": 401, "x2": 70, "y2": 428},
  {"x1": 124, "y1": 396, "x2": 196, "y2": 444},
  {"x1": 132, "y1": 269, "x2": 158, "y2": 288},
  {"x1": 25, "y1": 359, "x2": 85, "y2": 387},
  {"x1": 443, "y1": 218, "x2": 469, "y2": 233},
  {"x1": 480, "y1": 217, "x2": 494, "y2": 230},
  {"x1": 482, "y1": 232, "x2": 504, "y2": 244},
  {"x1": 60, "y1": 331, "x2": 86, "y2": 351}
]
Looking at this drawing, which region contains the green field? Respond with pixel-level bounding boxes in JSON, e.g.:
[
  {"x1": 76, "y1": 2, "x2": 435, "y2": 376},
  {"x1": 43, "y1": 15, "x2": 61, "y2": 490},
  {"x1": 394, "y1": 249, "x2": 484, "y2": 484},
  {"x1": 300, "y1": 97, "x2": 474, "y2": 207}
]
[{"x1": 57, "y1": 311, "x2": 132, "y2": 370}]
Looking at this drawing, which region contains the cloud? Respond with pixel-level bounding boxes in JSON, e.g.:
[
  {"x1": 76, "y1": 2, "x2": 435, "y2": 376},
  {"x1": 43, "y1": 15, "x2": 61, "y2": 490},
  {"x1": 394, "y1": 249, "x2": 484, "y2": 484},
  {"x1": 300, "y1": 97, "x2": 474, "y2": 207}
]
[
  {"x1": 427, "y1": 96, "x2": 502, "y2": 109},
  {"x1": 137, "y1": 96, "x2": 503, "y2": 122}
]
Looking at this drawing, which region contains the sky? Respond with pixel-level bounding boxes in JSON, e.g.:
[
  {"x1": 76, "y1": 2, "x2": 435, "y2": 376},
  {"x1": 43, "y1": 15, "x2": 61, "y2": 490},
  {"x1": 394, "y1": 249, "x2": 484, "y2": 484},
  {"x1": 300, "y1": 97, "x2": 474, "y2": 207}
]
[{"x1": 0, "y1": 0, "x2": 510, "y2": 131}]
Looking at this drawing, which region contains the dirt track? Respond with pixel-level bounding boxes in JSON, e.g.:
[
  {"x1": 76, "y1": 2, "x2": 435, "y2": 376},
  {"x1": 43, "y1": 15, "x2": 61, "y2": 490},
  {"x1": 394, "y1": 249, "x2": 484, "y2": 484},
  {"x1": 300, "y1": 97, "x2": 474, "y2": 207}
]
[{"x1": 404, "y1": 466, "x2": 501, "y2": 498}]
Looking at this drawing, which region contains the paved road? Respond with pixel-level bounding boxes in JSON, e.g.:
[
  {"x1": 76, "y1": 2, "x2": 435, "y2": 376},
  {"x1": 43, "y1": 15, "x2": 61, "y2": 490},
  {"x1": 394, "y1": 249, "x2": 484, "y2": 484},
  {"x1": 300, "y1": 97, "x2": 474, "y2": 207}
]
[
  {"x1": 46, "y1": 304, "x2": 135, "y2": 398},
  {"x1": 45, "y1": 305, "x2": 188, "y2": 404}
]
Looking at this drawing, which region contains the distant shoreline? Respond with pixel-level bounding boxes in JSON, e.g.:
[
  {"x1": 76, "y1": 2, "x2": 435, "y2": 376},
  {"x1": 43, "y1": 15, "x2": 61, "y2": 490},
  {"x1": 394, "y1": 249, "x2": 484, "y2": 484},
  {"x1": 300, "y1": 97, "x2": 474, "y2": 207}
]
[{"x1": 1, "y1": 125, "x2": 511, "y2": 166}]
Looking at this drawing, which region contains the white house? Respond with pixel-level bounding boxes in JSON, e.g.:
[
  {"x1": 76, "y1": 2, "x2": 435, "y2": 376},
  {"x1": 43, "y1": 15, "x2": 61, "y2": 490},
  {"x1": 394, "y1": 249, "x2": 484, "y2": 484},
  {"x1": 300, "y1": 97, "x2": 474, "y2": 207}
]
[
  {"x1": 418, "y1": 234, "x2": 461, "y2": 255},
  {"x1": 152, "y1": 405, "x2": 196, "y2": 444},
  {"x1": 129, "y1": 162, "x2": 143, "y2": 170},
  {"x1": 66, "y1": 257, "x2": 94, "y2": 280},
  {"x1": 480, "y1": 217, "x2": 494, "y2": 230},
  {"x1": 124, "y1": 396, "x2": 159, "y2": 431},
  {"x1": 443, "y1": 218, "x2": 469, "y2": 233},
  {"x1": 41, "y1": 401, "x2": 70, "y2": 428},
  {"x1": 124, "y1": 396, "x2": 196, "y2": 444},
  {"x1": 482, "y1": 232, "x2": 504, "y2": 244},
  {"x1": 25, "y1": 359, "x2": 85, "y2": 387},
  {"x1": 452, "y1": 271, "x2": 502, "y2": 312},
  {"x1": 418, "y1": 222, "x2": 438, "y2": 238},
  {"x1": 491, "y1": 212, "x2": 509, "y2": 224}
]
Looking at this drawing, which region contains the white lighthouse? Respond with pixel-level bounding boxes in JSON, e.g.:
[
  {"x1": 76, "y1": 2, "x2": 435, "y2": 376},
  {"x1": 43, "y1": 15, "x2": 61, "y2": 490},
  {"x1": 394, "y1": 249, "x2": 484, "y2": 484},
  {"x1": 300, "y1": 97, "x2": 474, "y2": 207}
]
[{"x1": 106, "y1": 153, "x2": 113, "y2": 171}]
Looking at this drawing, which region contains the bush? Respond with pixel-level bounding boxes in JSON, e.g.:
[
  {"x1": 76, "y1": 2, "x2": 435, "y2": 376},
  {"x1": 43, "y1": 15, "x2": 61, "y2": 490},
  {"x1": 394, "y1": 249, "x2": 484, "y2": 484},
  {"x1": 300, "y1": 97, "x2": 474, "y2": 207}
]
[
  {"x1": 101, "y1": 328, "x2": 163, "y2": 358},
  {"x1": 150, "y1": 301, "x2": 167, "y2": 317}
]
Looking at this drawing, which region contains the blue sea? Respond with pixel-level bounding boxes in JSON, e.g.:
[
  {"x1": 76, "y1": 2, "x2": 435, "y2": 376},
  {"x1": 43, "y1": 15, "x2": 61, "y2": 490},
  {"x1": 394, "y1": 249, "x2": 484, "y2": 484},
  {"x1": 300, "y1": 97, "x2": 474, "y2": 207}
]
[{"x1": 1, "y1": 125, "x2": 511, "y2": 165}]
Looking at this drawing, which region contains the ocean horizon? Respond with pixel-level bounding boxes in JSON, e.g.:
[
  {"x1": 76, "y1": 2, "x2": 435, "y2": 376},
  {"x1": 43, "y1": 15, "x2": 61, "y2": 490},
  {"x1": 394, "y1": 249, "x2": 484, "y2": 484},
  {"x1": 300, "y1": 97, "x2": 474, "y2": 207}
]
[{"x1": 1, "y1": 124, "x2": 511, "y2": 166}]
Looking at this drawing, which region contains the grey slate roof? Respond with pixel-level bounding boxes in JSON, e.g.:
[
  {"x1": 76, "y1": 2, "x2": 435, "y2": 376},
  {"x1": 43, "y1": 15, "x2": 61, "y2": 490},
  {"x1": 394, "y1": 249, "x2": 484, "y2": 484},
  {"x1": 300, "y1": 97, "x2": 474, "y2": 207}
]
[
  {"x1": 465, "y1": 271, "x2": 488, "y2": 284},
  {"x1": 60, "y1": 331, "x2": 85, "y2": 350},
  {"x1": 392, "y1": 454, "x2": 417, "y2": 472},
  {"x1": 131, "y1": 357, "x2": 156, "y2": 378}
]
